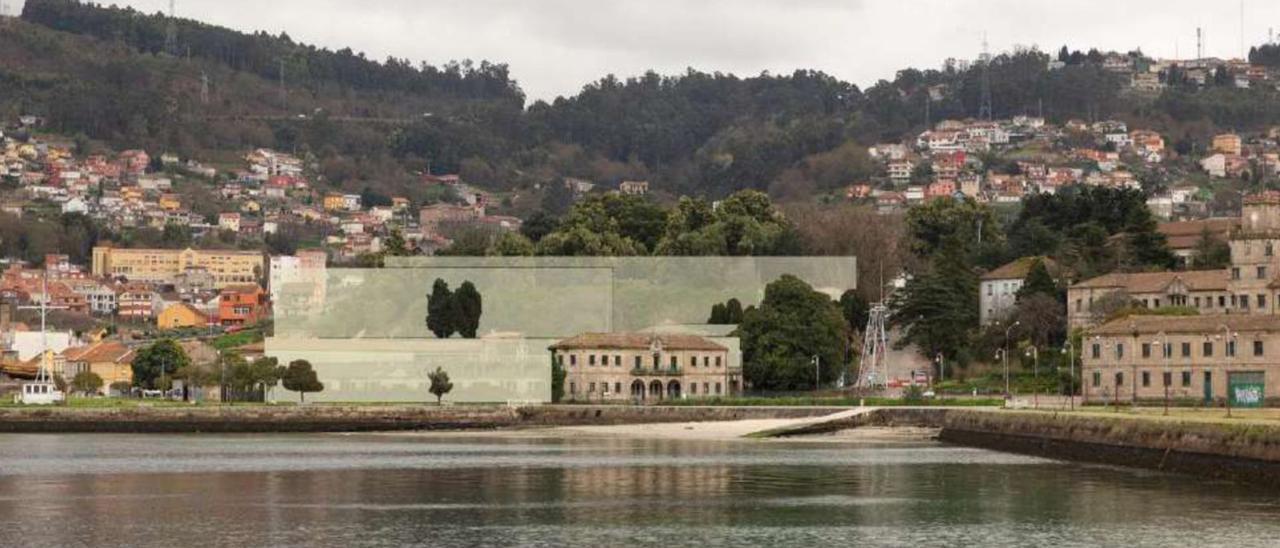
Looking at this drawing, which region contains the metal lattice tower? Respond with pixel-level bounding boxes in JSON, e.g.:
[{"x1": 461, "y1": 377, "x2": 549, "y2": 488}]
[
  {"x1": 164, "y1": 0, "x2": 178, "y2": 56},
  {"x1": 200, "y1": 71, "x2": 210, "y2": 105},
  {"x1": 856, "y1": 303, "x2": 890, "y2": 389},
  {"x1": 978, "y1": 33, "x2": 993, "y2": 121}
]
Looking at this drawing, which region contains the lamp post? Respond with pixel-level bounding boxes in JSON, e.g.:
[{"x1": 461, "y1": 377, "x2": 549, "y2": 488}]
[
  {"x1": 1004, "y1": 320, "x2": 1020, "y2": 399},
  {"x1": 1026, "y1": 345, "x2": 1039, "y2": 409},
  {"x1": 935, "y1": 352, "x2": 945, "y2": 385},
  {"x1": 811, "y1": 355, "x2": 820, "y2": 392},
  {"x1": 1064, "y1": 340, "x2": 1075, "y2": 411},
  {"x1": 1218, "y1": 324, "x2": 1236, "y2": 418},
  {"x1": 1154, "y1": 331, "x2": 1170, "y2": 416}
]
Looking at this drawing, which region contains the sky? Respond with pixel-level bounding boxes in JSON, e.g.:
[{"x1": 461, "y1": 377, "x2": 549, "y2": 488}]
[{"x1": 12, "y1": 0, "x2": 1280, "y2": 102}]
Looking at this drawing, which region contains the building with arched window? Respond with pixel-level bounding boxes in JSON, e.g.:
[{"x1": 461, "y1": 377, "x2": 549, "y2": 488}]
[{"x1": 549, "y1": 332, "x2": 740, "y2": 402}]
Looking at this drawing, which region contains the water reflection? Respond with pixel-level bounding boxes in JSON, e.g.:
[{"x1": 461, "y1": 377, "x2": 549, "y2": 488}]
[{"x1": 0, "y1": 433, "x2": 1275, "y2": 547}]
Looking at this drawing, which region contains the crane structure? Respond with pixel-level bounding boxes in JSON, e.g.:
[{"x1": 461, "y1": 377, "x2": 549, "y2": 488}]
[{"x1": 855, "y1": 303, "x2": 890, "y2": 390}]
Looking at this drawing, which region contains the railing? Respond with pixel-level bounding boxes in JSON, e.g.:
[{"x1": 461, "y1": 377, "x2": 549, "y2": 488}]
[{"x1": 631, "y1": 367, "x2": 682, "y2": 376}]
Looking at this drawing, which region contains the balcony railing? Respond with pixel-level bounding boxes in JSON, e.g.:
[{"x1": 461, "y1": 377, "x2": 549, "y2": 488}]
[{"x1": 631, "y1": 367, "x2": 682, "y2": 376}]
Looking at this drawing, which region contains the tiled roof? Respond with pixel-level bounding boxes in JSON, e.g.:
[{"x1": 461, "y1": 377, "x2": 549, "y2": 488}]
[
  {"x1": 63, "y1": 341, "x2": 134, "y2": 364},
  {"x1": 1069, "y1": 270, "x2": 1227, "y2": 293},
  {"x1": 980, "y1": 256, "x2": 1056, "y2": 281},
  {"x1": 1158, "y1": 218, "x2": 1238, "y2": 250},
  {"x1": 1091, "y1": 314, "x2": 1280, "y2": 335},
  {"x1": 549, "y1": 332, "x2": 727, "y2": 352}
]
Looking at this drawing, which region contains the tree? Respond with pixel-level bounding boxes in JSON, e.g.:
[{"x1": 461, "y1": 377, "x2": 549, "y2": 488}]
[
  {"x1": 109, "y1": 381, "x2": 132, "y2": 397},
  {"x1": 452, "y1": 281, "x2": 483, "y2": 338},
  {"x1": 1120, "y1": 206, "x2": 1177, "y2": 270},
  {"x1": 889, "y1": 238, "x2": 979, "y2": 362},
  {"x1": 486, "y1": 232, "x2": 535, "y2": 256},
  {"x1": 70, "y1": 371, "x2": 103, "y2": 396},
  {"x1": 131, "y1": 339, "x2": 191, "y2": 389},
  {"x1": 426, "y1": 278, "x2": 456, "y2": 338},
  {"x1": 738, "y1": 275, "x2": 848, "y2": 390},
  {"x1": 281, "y1": 359, "x2": 324, "y2": 403},
  {"x1": 1011, "y1": 293, "x2": 1067, "y2": 349},
  {"x1": 1191, "y1": 227, "x2": 1231, "y2": 269},
  {"x1": 904, "y1": 197, "x2": 1002, "y2": 262},
  {"x1": 428, "y1": 367, "x2": 454, "y2": 404},
  {"x1": 551, "y1": 356, "x2": 566, "y2": 403},
  {"x1": 708, "y1": 302, "x2": 728, "y2": 324},
  {"x1": 520, "y1": 210, "x2": 560, "y2": 242},
  {"x1": 1016, "y1": 259, "x2": 1060, "y2": 302},
  {"x1": 839, "y1": 290, "x2": 870, "y2": 332},
  {"x1": 383, "y1": 229, "x2": 411, "y2": 257},
  {"x1": 724, "y1": 298, "x2": 744, "y2": 324}
]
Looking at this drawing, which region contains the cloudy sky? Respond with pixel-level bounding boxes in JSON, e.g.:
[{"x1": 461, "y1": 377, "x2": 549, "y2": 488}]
[{"x1": 14, "y1": 0, "x2": 1280, "y2": 101}]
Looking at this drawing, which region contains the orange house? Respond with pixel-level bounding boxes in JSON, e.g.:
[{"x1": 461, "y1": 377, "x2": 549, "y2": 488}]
[{"x1": 218, "y1": 284, "x2": 268, "y2": 327}]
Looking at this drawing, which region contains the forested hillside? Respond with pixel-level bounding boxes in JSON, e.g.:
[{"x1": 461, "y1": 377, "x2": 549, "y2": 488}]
[{"x1": 7, "y1": 0, "x2": 1280, "y2": 204}]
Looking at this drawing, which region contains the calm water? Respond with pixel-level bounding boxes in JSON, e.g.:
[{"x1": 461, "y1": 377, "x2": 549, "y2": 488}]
[{"x1": 0, "y1": 432, "x2": 1276, "y2": 547}]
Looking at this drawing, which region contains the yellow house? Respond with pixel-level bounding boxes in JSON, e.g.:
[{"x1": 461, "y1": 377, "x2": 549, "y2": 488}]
[
  {"x1": 323, "y1": 193, "x2": 346, "y2": 211},
  {"x1": 241, "y1": 200, "x2": 262, "y2": 213},
  {"x1": 61, "y1": 342, "x2": 135, "y2": 394},
  {"x1": 159, "y1": 193, "x2": 182, "y2": 211},
  {"x1": 158, "y1": 302, "x2": 210, "y2": 330}
]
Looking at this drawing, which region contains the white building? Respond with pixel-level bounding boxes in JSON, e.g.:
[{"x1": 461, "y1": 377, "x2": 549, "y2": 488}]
[{"x1": 980, "y1": 257, "x2": 1055, "y2": 325}]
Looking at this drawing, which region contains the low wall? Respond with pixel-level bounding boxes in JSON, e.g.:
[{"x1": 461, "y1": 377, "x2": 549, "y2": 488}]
[
  {"x1": 0, "y1": 404, "x2": 843, "y2": 434},
  {"x1": 935, "y1": 410, "x2": 1280, "y2": 485}
]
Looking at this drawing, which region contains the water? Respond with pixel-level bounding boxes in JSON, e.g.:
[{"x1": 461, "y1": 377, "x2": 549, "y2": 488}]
[{"x1": 0, "y1": 432, "x2": 1275, "y2": 547}]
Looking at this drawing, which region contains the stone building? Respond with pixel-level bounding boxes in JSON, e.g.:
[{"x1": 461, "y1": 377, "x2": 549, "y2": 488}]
[
  {"x1": 549, "y1": 332, "x2": 741, "y2": 402},
  {"x1": 1068, "y1": 192, "x2": 1280, "y2": 328},
  {"x1": 1083, "y1": 315, "x2": 1280, "y2": 407},
  {"x1": 92, "y1": 246, "x2": 264, "y2": 289}
]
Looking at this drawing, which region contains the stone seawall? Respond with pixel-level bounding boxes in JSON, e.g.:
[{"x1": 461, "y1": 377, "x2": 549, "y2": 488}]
[
  {"x1": 0, "y1": 405, "x2": 843, "y2": 433},
  {"x1": 934, "y1": 410, "x2": 1280, "y2": 485}
]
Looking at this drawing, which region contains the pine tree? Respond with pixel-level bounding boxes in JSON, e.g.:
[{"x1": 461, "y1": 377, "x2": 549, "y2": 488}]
[
  {"x1": 428, "y1": 367, "x2": 454, "y2": 404},
  {"x1": 1016, "y1": 259, "x2": 1059, "y2": 301}
]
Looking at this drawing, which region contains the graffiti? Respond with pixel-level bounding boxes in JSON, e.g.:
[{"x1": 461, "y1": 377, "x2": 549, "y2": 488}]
[{"x1": 1232, "y1": 384, "x2": 1264, "y2": 406}]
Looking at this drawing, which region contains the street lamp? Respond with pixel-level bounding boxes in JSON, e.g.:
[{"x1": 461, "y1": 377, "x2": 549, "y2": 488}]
[
  {"x1": 811, "y1": 355, "x2": 820, "y2": 391},
  {"x1": 1004, "y1": 320, "x2": 1021, "y2": 398},
  {"x1": 1217, "y1": 324, "x2": 1237, "y2": 418},
  {"x1": 1063, "y1": 339, "x2": 1075, "y2": 411},
  {"x1": 935, "y1": 352, "x2": 945, "y2": 384},
  {"x1": 1025, "y1": 345, "x2": 1039, "y2": 409},
  {"x1": 1154, "y1": 331, "x2": 1170, "y2": 416}
]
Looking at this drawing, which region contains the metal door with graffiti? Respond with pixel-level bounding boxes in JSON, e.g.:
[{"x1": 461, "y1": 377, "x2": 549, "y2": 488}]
[{"x1": 1228, "y1": 371, "x2": 1265, "y2": 408}]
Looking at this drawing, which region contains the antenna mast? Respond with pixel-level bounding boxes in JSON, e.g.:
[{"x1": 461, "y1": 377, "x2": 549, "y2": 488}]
[
  {"x1": 164, "y1": 0, "x2": 178, "y2": 56},
  {"x1": 1197, "y1": 27, "x2": 1204, "y2": 60},
  {"x1": 978, "y1": 33, "x2": 994, "y2": 121}
]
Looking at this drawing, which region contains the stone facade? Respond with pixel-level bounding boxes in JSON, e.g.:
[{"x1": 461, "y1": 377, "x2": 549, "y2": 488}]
[
  {"x1": 1068, "y1": 192, "x2": 1280, "y2": 328},
  {"x1": 549, "y1": 332, "x2": 742, "y2": 402},
  {"x1": 1082, "y1": 315, "x2": 1280, "y2": 406}
]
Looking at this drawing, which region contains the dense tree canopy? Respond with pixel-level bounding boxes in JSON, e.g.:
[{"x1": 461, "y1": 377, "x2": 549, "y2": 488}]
[{"x1": 739, "y1": 275, "x2": 849, "y2": 391}]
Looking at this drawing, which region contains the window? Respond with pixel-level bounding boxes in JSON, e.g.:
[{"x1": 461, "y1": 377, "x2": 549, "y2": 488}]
[
  {"x1": 1181, "y1": 342, "x2": 1191, "y2": 358},
  {"x1": 1163, "y1": 372, "x2": 1172, "y2": 387},
  {"x1": 691, "y1": 383, "x2": 698, "y2": 394},
  {"x1": 1241, "y1": 296, "x2": 1250, "y2": 310},
  {"x1": 570, "y1": 355, "x2": 577, "y2": 366},
  {"x1": 1142, "y1": 343, "x2": 1151, "y2": 358},
  {"x1": 588, "y1": 355, "x2": 595, "y2": 366},
  {"x1": 1260, "y1": 266, "x2": 1269, "y2": 280},
  {"x1": 1204, "y1": 341, "x2": 1213, "y2": 357},
  {"x1": 1142, "y1": 371, "x2": 1150, "y2": 387},
  {"x1": 703, "y1": 356, "x2": 710, "y2": 367},
  {"x1": 987, "y1": 285, "x2": 993, "y2": 296},
  {"x1": 1268, "y1": 242, "x2": 1274, "y2": 256},
  {"x1": 689, "y1": 356, "x2": 697, "y2": 367},
  {"x1": 1232, "y1": 267, "x2": 1241, "y2": 280},
  {"x1": 1075, "y1": 299, "x2": 1082, "y2": 312},
  {"x1": 614, "y1": 355, "x2": 621, "y2": 367},
  {"x1": 634, "y1": 356, "x2": 641, "y2": 369},
  {"x1": 1116, "y1": 372, "x2": 1124, "y2": 386},
  {"x1": 670, "y1": 356, "x2": 678, "y2": 369},
  {"x1": 1255, "y1": 340, "x2": 1265, "y2": 356},
  {"x1": 1219, "y1": 296, "x2": 1227, "y2": 308},
  {"x1": 1228, "y1": 340, "x2": 1237, "y2": 357},
  {"x1": 1092, "y1": 371, "x2": 1102, "y2": 387},
  {"x1": 715, "y1": 382, "x2": 722, "y2": 395},
  {"x1": 715, "y1": 356, "x2": 722, "y2": 367},
  {"x1": 1261, "y1": 294, "x2": 1268, "y2": 309},
  {"x1": 615, "y1": 382, "x2": 621, "y2": 393},
  {"x1": 1163, "y1": 343, "x2": 1172, "y2": 358},
  {"x1": 1091, "y1": 343, "x2": 1101, "y2": 359},
  {"x1": 1182, "y1": 371, "x2": 1192, "y2": 387},
  {"x1": 588, "y1": 382, "x2": 595, "y2": 393},
  {"x1": 600, "y1": 354, "x2": 608, "y2": 366},
  {"x1": 653, "y1": 355, "x2": 660, "y2": 369},
  {"x1": 1116, "y1": 344, "x2": 1125, "y2": 360},
  {"x1": 569, "y1": 382, "x2": 577, "y2": 394}
]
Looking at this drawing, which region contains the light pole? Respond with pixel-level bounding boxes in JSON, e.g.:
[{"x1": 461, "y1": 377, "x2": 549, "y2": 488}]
[
  {"x1": 1154, "y1": 331, "x2": 1170, "y2": 416},
  {"x1": 1004, "y1": 320, "x2": 1020, "y2": 399},
  {"x1": 1064, "y1": 339, "x2": 1076, "y2": 411},
  {"x1": 1025, "y1": 345, "x2": 1039, "y2": 409},
  {"x1": 811, "y1": 355, "x2": 820, "y2": 392},
  {"x1": 935, "y1": 352, "x2": 945, "y2": 385},
  {"x1": 1218, "y1": 324, "x2": 1236, "y2": 418}
]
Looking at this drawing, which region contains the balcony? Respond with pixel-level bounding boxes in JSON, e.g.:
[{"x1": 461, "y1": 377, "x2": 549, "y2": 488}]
[{"x1": 631, "y1": 367, "x2": 682, "y2": 377}]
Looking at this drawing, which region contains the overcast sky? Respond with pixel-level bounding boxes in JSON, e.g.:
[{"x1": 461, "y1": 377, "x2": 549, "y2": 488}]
[{"x1": 14, "y1": 0, "x2": 1280, "y2": 101}]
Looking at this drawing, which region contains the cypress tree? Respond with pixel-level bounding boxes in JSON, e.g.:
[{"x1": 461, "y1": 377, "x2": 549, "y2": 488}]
[
  {"x1": 453, "y1": 281, "x2": 483, "y2": 338},
  {"x1": 426, "y1": 278, "x2": 455, "y2": 338}
]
